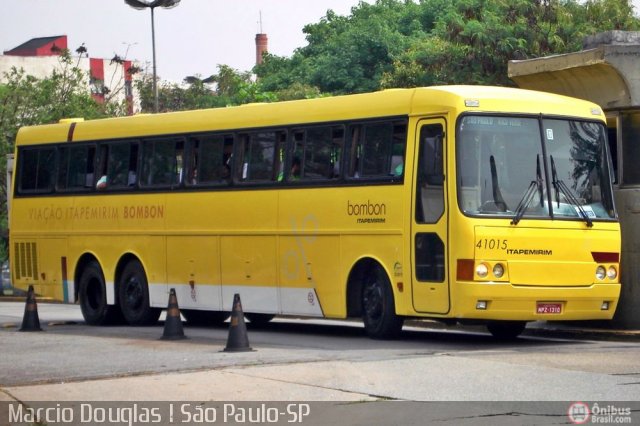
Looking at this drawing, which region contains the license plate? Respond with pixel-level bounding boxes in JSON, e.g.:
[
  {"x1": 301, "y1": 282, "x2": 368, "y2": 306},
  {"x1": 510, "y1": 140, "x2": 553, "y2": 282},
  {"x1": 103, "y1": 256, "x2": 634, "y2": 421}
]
[{"x1": 536, "y1": 303, "x2": 562, "y2": 314}]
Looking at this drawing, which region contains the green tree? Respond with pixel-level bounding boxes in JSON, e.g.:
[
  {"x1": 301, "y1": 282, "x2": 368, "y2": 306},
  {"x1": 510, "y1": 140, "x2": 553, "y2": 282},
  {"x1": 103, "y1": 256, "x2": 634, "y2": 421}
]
[
  {"x1": 135, "y1": 65, "x2": 278, "y2": 113},
  {"x1": 255, "y1": 0, "x2": 640, "y2": 92},
  {"x1": 384, "y1": 0, "x2": 640, "y2": 86}
]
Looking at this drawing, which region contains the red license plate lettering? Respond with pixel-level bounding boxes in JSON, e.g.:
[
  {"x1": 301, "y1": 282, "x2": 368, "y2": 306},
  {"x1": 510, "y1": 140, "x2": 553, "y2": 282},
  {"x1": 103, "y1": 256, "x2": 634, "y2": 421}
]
[{"x1": 536, "y1": 303, "x2": 562, "y2": 314}]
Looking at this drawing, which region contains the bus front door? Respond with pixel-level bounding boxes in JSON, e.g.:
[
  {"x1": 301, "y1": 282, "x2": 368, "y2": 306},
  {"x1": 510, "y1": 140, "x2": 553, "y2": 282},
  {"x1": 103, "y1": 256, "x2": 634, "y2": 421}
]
[{"x1": 411, "y1": 118, "x2": 450, "y2": 314}]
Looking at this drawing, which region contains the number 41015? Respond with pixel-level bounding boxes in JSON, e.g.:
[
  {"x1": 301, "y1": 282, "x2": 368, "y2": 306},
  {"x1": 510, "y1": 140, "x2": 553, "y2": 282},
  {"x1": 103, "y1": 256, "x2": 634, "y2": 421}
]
[{"x1": 476, "y1": 238, "x2": 508, "y2": 250}]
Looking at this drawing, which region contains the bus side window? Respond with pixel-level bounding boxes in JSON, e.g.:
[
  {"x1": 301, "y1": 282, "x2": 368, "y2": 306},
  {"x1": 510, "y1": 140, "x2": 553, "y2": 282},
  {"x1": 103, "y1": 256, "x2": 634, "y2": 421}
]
[
  {"x1": 189, "y1": 134, "x2": 232, "y2": 185},
  {"x1": 57, "y1": 145, "x2": 95, "y2": 191},
  {"x1": 362, "y1": 123, "x2": 392, "y2": 176},
  {"x1": 141, "y1": 138, "x2": 182, "y2": 187},
  {"x1": 236, "y1": 131, "x2": 283, "y2": 183},
  {"x1": 347, "y1": 121, "x2": 406, "y2": 179},
  {"x1": 18, "y1": 147, "x2": 56, "y2": 193},
  {"x1": 107, "y1": 142, "x2": 137, "y2": 188},
  {"x1": 291, "y1": 126, "x2": 343, "y2": 181}
]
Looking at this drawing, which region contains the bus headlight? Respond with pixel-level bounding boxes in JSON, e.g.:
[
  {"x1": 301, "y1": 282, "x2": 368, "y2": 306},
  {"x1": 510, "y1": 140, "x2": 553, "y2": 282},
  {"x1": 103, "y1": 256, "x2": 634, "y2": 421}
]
[
  {"x1": 476, "y1": 263, "x2": 489, "y2": 278},
  {"x1": 596, "y1": 266, "x2": 606, "y2": 280},
  {"x1": 607, "y1": 266, "x2": 617, "y2": 280},
  {"x1": 493, "y1": 263, "x2": 505, "y2": 279}
]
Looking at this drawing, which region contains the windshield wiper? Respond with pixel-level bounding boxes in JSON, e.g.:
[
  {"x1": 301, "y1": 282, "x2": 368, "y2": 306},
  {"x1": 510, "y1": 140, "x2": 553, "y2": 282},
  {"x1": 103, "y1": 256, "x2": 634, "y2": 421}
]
[
  {"x1": 511, "y1": 154, "x2": 544, "y2": 225},
  {"x1": 550, "y1": 155, "x2": 593, "y2": 227},
  {"x1": 489, "y1": 155, "x2": 508, "y2": 212}
]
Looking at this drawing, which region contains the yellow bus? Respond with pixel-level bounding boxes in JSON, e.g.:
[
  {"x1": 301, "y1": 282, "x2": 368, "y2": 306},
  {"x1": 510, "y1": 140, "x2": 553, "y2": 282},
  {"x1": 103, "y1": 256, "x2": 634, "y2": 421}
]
[{"x1": 9, "y1": 86, "x2": 621, "y2": 339}]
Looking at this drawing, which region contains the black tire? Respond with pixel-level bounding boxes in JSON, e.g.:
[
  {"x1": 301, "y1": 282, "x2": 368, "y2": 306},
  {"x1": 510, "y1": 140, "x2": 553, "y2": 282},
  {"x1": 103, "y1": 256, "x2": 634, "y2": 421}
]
[
  {"x1": 362, "y1": 265, "x2": 403, "y2": 339},
  {"x1": 182, "y1": 309, "x2": 229, "y2": 326},
  {"x1": 245, "y1": 313, "x2": 275, "y2": 327},
  {"x1": 487, "y1": 321, "x2": 527, "y2": 340},
  {"x1": 78, "y1": 261, "x2": 122, "y2": 325},
  {"x1": 118, "y1": 260, "x2": 161, "y2": 325}
]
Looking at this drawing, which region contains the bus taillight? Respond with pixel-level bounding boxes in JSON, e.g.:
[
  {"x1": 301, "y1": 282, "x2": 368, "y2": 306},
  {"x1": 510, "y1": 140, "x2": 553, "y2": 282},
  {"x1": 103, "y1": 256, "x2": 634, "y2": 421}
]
[{"x1": 457, "y1": 259, "x2": 475, "y2": 281}]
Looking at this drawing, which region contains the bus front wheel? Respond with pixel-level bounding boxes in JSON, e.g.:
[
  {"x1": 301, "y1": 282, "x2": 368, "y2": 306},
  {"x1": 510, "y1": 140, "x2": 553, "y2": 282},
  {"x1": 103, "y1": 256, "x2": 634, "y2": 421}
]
[
  {"x1": 118, "y1": 261, "x2": 161, "y2": 325},
  {"x1": 487, "y1": 321, "x2": 526, "y2": 340},
  {"x1": 362, "y1": 265, "x2": 403, "y2": 339},
  {"x1": 245, "y1": 313, "x2": 275, "y2": 327},
  {"x1": 78, "y1": 261, "x2": 121, "y2": 325}
]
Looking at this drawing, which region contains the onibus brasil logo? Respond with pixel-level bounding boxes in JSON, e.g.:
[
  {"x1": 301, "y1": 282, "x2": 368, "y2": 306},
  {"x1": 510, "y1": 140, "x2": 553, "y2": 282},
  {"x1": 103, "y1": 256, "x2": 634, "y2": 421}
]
[
  {"x1": 568, "y1": 402, "x2": 590, "y2": 424},
  {"x1": 568, "y1": 402, "x2": 633, "y2": 424}
]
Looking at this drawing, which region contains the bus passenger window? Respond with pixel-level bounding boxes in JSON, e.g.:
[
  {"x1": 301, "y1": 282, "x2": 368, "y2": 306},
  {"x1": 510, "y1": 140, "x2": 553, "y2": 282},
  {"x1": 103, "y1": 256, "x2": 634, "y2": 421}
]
[
  {"x1": 347, "y1": 121, "x2": 406, "y2": 179},
  {"x1": 362, "y1": 123, "x2": 392, "y2": 176},
  {"x1": 18, "y1": 147, "x2": 56, "y2": 193},
  {"x1": 188, "y1": 134, "x2": 233, "y2": 185},
  {"x1": 290, "y1": 126, "x2": 343, "y2": 181},
  {"x1": 236, "y1": 131, "x2": 284, "y2": 183},
  {"x1": 107, "y1": 142, "x2": 138, "y2": 188},
  {"x1": 141, "y1": 138, "x2": 182, "y2": 187},
  {"x1": 57, "y1": 145, "x2": 95, "y2": 191}
]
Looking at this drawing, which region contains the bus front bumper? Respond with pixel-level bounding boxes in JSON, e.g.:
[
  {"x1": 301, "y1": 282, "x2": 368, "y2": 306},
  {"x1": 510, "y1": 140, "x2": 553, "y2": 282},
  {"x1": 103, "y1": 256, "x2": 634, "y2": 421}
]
[{"x1": 454, "y1": 282, "x2": 621, "y2": 321}]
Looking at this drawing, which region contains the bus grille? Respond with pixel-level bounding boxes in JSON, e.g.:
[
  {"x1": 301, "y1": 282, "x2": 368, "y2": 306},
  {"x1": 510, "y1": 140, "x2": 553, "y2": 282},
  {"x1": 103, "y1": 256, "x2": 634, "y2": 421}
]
[{"x1": 14, "y1": 242, "x2": 38, "y2": 281}]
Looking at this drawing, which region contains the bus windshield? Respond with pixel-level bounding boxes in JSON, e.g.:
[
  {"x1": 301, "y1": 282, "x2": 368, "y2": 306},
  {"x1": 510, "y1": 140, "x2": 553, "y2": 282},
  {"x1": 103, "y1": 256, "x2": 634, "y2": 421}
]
[{"x1": 457, "y1": 115, "x2": 616, "y2": 222}]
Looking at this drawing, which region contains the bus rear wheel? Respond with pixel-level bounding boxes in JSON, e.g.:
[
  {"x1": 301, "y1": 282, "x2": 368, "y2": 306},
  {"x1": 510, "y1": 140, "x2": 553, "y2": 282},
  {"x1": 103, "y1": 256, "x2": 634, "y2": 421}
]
[
  {"x1": 362, "y1": 265, "x2": 403, "y2": 339},
  {"x1": 245, "y1": 313, "x2": 275, "y2": 327},
  {"x1": 118, "y1": 260, "x2": 161, "y2": 325},
  {"x1": 78, "y1": 261, "x2": 121, "y2": 325},
  {"x1": 487, "y1": 321, "x2": 527, "y2": 340}
]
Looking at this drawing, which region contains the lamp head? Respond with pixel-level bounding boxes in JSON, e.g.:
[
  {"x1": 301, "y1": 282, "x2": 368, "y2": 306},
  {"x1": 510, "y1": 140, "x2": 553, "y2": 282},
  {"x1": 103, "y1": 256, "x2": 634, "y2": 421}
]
[{"x1": 125, "y1": 0, "x2": 181, "y2": 10}]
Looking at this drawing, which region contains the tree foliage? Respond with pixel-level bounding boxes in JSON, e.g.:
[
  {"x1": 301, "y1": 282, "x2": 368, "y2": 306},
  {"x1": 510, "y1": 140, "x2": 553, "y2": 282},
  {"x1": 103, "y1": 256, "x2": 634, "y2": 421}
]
[
  {"x1": 135, "y1": 64, "x2": 278, "y2": 113},
  {"x1": 137, "y1": 0, "x2": 640, "y2": 109},
  {"x1": 255, "y1": 0, "x2": 640, "y2": 92}
]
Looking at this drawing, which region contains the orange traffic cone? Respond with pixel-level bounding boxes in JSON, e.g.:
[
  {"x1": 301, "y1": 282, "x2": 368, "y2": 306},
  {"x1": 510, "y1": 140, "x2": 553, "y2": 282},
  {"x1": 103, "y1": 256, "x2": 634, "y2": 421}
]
[
  {"x1": 161, "y1": 288, "x2": 186, "y2": 340},
  {"x1": 19, "y1": 285, "x2": 42, "y2": 332},
  {"x1": 223, "y1": 293, "x2": 253, "y2": 352}
]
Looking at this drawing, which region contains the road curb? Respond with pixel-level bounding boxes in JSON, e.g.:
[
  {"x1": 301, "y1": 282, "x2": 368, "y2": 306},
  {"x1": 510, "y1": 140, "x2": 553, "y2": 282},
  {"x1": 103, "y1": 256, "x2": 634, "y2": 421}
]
[
  {"x1": 523, "y1": 326, "x2": 640, "y2": 342},
  {"x1": 406, "y1": 319, "x2": 640, "y2": 342}
]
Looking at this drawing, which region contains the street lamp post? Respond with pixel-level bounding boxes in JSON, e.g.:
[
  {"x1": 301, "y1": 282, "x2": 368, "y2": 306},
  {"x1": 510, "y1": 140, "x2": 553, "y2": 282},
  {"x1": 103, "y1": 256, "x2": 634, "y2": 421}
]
[{"x1": 125, "y1": 0, "x2": 181, "y2": 113}]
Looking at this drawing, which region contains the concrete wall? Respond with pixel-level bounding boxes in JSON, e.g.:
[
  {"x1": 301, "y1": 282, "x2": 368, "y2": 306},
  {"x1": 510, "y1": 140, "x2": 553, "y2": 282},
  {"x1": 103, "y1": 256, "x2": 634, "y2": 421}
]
[{"x1": 615, "y1": 189, "x2": 640, "y2": 326}]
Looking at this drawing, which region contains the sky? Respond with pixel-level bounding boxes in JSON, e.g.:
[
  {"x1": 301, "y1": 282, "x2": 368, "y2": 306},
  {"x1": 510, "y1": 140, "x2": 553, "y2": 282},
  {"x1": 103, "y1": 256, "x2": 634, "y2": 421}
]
[
  {"x1": 0, "y1": 0, "x2": 371, "y2": 83},
  {"x1": 1, "y1": 0, "x2": 639, "y2": 84}
]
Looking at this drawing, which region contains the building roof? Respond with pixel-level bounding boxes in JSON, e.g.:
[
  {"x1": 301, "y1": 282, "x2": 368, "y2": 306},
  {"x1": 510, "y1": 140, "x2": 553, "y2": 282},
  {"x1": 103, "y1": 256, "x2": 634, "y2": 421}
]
[{"x1": 4, "y1": 36, "x2": 66, "y2": 55}]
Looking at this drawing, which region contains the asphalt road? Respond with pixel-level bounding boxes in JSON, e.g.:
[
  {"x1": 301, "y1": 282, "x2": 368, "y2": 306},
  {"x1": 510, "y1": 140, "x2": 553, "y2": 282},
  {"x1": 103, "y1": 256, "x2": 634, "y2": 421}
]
[{"x1": 1, "y1": 301, "x2": 639, "y2": 425}]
